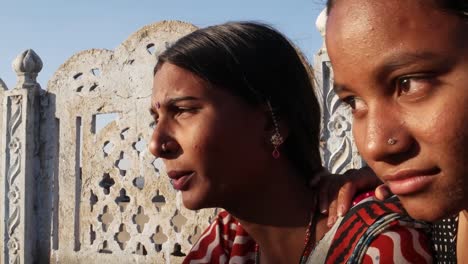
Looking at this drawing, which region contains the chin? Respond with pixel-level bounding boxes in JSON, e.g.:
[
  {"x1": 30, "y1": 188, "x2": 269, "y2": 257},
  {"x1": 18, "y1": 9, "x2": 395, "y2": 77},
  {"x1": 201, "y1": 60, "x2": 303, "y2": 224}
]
[
  {"x1": 181, "y1": 190, "x2": 214, "y2": 211},
  {"x1": 398, "y1": 195, "x2": 461, "y2": 222},
  {"x1": 182, "y1": 201, "x2": 205, "y2": 211}
]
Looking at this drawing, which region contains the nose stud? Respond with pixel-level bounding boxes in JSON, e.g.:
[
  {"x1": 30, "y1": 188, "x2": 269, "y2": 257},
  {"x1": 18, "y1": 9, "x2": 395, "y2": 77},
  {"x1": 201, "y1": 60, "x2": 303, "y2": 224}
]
[{"x1": 387, "y1": 138, "x2": 397, "y2": 145}]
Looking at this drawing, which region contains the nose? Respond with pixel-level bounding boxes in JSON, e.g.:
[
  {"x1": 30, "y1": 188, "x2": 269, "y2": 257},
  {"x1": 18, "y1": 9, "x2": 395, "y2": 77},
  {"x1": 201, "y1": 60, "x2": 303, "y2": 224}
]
[
  {"x1": 357, "y1": 104, "x2": 414, "y2": 163},
  {"x1": 149, "y1": 119, "x2": 180, "y2": 159}
]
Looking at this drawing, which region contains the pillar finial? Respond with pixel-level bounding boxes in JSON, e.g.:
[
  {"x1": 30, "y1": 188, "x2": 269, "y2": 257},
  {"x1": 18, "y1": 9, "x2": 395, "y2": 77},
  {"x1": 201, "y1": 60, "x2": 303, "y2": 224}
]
[{"x1": 12, "y1": 49, "x2": 43, "y2": 89}]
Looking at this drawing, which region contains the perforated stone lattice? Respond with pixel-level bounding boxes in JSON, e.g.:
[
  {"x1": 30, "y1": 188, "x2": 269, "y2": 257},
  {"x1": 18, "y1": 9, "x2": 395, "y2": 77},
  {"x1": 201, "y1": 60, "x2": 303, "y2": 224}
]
[{"x1": 45, "y1": 21, "x2": 218, "y2": 263}]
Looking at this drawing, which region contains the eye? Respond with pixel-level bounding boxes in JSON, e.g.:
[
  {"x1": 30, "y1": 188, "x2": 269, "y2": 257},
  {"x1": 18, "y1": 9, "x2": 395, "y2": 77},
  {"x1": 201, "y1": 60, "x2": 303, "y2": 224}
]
[
  {"x1": 397, "y1": 77, "x2": 411, "y2": 94},
  {"x1": 342, "y1": 96, "x2": 356, "y2": 109},
  {"x1": 173, "y1": 106, "x2": 199, "y2": 117},
  {"x1": 341, "y1": 96, "x2": 366, "y2": 116},
  {"x1": 149, "y1": 108, "x2": 159, "y2": 126},
  {"x1": 395, "y1": 75, "x2": 436, "y2": 100},
  {"x1": 149, "y1": 120, "x2": 157, "y2": 129}
]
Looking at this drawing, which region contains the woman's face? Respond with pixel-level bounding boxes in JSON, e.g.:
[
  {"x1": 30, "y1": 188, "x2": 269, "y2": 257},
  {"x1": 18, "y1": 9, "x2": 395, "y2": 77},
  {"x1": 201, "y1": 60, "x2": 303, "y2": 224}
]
[
  {"x1": 149, "y1": 63, "x2": 270, "y2": 210},
  {"x1": 326, "y1": 0, "x2": 468, "y2": 221}
]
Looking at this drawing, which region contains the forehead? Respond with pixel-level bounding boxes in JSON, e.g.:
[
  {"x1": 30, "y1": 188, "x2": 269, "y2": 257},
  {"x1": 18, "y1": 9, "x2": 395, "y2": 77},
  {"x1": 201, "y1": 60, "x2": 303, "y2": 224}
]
[
  {"x1": 327, "y1": 0, "x2": 441, "y2": 40},
  {"x1": 152, "y1": 63, "x2": 208, "y2": 103},
  {"x1": 326, "y1": 0, "x2": 465, "y2": 81}
]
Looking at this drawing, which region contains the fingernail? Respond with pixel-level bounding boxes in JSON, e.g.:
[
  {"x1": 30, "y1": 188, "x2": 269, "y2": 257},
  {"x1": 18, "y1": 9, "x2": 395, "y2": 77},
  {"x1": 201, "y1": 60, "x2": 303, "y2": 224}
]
[
  {"x1": 327, "y1": 216, "x2": 335, "y2": 227},
  {"x1": 380, "y1": 187, "x2": 390, "y2": 198},
  {"x1": 337, "y1": 205, "x2": 344, "y2": 217},
  {"x1": 320, "y1": 202, "x2": 327, "y2": 214}
]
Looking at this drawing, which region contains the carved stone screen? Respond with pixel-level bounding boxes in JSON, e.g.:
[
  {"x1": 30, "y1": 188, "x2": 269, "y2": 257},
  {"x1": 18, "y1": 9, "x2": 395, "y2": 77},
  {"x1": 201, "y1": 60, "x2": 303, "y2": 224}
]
[
  {"x1": 314, "y1": 52, "x2": 364, "y2": 174},
  {"x1": 45, "y1": 21, "x2": 217, "y2": 263}
]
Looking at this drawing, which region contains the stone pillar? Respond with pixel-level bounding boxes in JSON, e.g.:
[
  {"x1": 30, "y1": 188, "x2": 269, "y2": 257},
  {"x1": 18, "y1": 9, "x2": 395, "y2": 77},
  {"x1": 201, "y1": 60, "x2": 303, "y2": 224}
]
[
  {"x1": 1, "y1": 49, "x2": 42, "y2": 264},
  {"x1": 314, "y1": 8, "x2": 364, "y2": 173}
]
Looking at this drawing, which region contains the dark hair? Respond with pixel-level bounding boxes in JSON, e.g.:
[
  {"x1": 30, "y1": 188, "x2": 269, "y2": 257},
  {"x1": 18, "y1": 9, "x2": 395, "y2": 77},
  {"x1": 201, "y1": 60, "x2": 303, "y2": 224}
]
[
  {"x1": 154, "y1": 22, "x2": 322, "y2": 180},
  {"x1": 327, "y1": 0, "x2": 468, "y2": 18}
]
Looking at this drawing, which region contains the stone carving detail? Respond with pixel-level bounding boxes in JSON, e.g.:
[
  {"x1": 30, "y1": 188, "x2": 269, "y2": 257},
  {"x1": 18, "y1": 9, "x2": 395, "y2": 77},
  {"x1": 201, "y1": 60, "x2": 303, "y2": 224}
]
[
  {"x1": 327, "y1": 115, "x2": 350, "y2": 137},
  {"x1": 12, "y1": 49, "x2": 43, "y2": 88},
  {"x1": 314, "y1": 13, "x2": 364, "y2": 174},
  {"x1": 45, "y1": 21, "x2": 218, "y2": 263},
  {"x1": 5, "y1": 95, "x2": 23, "y2": 264},
  {"x1": 319, "y1": 61, "x2": 363, "y2": 173}
]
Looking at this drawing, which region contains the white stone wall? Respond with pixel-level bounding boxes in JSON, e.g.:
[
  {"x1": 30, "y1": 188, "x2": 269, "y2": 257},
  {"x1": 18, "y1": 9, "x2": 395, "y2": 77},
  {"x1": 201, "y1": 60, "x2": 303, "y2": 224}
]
[
  {"x1": 42, "y1": 21, "x2": 217, "y2": 264},
  {"x1": 0, "y1": 17, "x2": 361, "y2": 263}
]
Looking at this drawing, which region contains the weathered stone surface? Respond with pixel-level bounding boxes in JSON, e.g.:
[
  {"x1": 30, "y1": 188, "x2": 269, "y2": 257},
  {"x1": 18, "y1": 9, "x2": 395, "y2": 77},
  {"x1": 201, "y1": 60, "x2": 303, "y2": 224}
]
[
  {"x1": 44, "y1": 21, "x2": 217, "y2": 263},
  {"x1": 314, "y1": 10, "x2": 364, "y2": 173},
  {"x1": 315, "y1": 8, "x2": 328, "y2": 55},
  {"x1": 12, "y1": 49, "x2": 43, "y2": 89},
  {"x1": 1, "y1": 49, "x2": 42, "y2": 264},
  {"x1": 0, "y1": 78, "x2": 8, "y2": 91}
]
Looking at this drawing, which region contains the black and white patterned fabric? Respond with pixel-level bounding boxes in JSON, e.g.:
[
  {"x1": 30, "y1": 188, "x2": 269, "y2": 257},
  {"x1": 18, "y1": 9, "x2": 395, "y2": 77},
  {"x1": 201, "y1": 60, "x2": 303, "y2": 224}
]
[{"x1": 431, "y1": 215, "x2": 458, "y2": 263}]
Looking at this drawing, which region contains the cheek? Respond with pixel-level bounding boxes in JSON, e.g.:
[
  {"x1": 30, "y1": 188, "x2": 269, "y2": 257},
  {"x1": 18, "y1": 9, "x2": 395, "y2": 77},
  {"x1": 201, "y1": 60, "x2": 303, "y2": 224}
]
[
  {"x1": 406, "y1": 90, "x2": 468, "y2": 182},
  {"x1": 190, "y1": 115, "x2": 265, "y2": 170},
  {"x1": 187, "y1": 119, "x2": 241, "y2": 158},
  {"x1": 352, "y1": 121, "x2": 368, "y2": 157},
  {"x1": 413, "y1": 93, "x2": 468, "y2": 149},
  {"x1": 432, "y1": 108, "x2": 468, "y2": 165}
]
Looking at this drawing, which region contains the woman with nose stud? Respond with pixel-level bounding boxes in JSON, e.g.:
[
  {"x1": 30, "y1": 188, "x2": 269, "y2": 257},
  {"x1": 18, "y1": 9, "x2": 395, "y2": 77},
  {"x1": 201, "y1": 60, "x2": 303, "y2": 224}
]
[{"x1": 325, "y1": 0, "x2": 468, "y2": 262}]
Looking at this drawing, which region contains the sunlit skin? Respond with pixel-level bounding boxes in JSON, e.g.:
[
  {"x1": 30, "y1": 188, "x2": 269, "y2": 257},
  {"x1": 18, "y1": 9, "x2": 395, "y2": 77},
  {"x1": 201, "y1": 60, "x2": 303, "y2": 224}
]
[
  {"x1": 149, "y1": 62, "x2": 269, "y2": 211},
  {"x1": 148, "y1": 63, "x2": 329, "y2": 263},
  {"x1": 326, "y1": 0, "x2": 468, "y2": 222}
]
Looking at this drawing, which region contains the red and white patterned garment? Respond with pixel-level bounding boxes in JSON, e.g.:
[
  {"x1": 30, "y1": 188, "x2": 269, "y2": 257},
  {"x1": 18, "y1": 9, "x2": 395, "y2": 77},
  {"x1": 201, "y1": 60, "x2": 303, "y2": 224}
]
[
  {"x1": 362, "y1": 225, "x2": 433, "y2": 263},
  {"x1": 183, "y1": 211, "x2": 255, "y2": 264},
  {"x1": 183, "y1": 208, "x2": 432, "y2": 264}
]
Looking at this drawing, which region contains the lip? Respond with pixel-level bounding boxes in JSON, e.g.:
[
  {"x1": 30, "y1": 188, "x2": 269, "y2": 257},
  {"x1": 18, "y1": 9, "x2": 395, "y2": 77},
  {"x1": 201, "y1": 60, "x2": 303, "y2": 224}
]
[
  {"x1": 167, "y1": 170, "x2": 195, "y2": 191},
  {"x1": 383, "y1": 168, "x2": 440, "y2": 195}
]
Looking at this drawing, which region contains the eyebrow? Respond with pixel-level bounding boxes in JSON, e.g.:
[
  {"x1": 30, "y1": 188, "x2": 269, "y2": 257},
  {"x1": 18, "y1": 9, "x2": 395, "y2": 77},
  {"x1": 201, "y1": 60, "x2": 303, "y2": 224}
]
[
  {"x1": 150, "y1": 96, "x2": 199, "y2": 112},
  {"x1": 333, "y1": 83, "x2": 348, "y2": 94},
  {"x1": 374, "y1": 52, "x2": 447, "y2": 82},
  {"x1": 333, "y1": 52, "x2": 443, "y2": 94},
  {"x1": 166, "y1": 96, "x2": 199, "y2": 105}
]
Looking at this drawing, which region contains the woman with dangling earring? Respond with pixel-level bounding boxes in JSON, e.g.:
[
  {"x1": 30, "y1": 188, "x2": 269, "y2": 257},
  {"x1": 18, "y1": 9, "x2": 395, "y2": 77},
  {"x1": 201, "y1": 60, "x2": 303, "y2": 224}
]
[{"x1": 148, "y1": 22, "x2": 433, "y2": 263}]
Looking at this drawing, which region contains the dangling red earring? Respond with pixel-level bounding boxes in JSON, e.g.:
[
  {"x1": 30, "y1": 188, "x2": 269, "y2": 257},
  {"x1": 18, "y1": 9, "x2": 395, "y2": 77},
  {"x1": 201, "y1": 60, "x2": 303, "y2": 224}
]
[{"x1": 271, "y1": 132, "x2": 284, "y2": 159}]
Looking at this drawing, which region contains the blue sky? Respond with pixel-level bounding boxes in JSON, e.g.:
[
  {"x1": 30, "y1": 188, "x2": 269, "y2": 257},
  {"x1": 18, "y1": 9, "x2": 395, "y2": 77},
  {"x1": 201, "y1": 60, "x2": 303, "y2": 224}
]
[{"x1": 0, "y1": 0, "x2": 326, "y2": 88}]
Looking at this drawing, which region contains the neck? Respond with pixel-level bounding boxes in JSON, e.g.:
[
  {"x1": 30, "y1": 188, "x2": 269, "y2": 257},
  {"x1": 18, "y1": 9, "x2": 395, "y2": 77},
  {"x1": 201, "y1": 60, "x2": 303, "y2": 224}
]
[
  {"x1": 226, "y1": 161, "x2": 320, "y2": 263},
  {"x1": 457, "y1": 210, "x2": 468, "y2": 263}
]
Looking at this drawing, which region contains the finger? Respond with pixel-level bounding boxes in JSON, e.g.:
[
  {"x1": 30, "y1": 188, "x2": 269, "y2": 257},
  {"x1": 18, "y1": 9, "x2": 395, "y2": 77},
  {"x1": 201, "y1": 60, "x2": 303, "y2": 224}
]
[
  {"x1": 327, "y1": 197, "x2": 338, "y2": 227},
  {"x1": 336, "y1": 181, "x2": 356, "y2": 217},
  {"x1": 319, "y1": 178, "x2": 331, "y2": 214},
  {"x1": 326, "y1": 178, "x2": 343, "y2": 226},
  {"x1": 326, "y1": 177, "x2": 340, "y2": 214},
  {"x1": 352, "y1": 166, "x2": 382, "y2": 190},
  {"x1": 375, "y1": 184, "x2": 392, "y2": 200}
]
